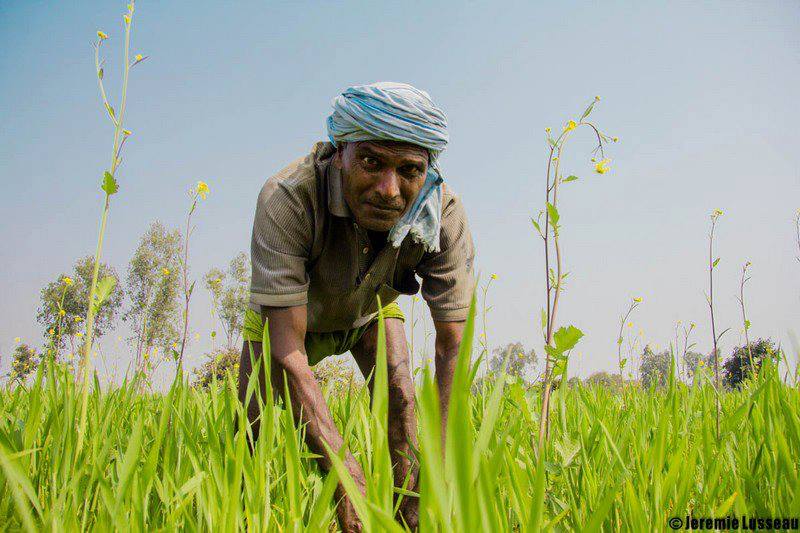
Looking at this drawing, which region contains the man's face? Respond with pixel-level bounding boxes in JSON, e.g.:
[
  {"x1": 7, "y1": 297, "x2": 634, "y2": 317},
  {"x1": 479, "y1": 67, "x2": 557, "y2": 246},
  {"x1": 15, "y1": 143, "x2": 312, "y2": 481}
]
[{"x1": 334, "y1": 140, "x2": 429, "y2": 232}]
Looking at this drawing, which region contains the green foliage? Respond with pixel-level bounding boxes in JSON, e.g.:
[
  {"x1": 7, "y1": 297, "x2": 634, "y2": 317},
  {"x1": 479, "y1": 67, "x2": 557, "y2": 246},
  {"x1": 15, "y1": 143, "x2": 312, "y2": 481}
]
[
  {"x1": 192, "y1": 347, "x2": 240, "y2": 389},
  {"x1": 123, "y1": 221, "x2": 181, "y2": 363},
  {"x1": 36, "y1": 256, "x2": 124, "y2": 351},
  {"x1": 545, "y1": 325, "x2": 584, "y2": 385},
  {"x1": 204, "y1": 252, "x2": 249, "y2": 350},
  {"x1": 722, "y1": 338, "x2": 781, "y2": 389},
  {"x1": 312, "y1": 356, "x2": 359, "y2": 396},
  {"x1": 8, "y1": 344, "x2": 39, "y2": 383},
  {"x1": 0, "y1": 333, "x2": 797, "y2": 529}
]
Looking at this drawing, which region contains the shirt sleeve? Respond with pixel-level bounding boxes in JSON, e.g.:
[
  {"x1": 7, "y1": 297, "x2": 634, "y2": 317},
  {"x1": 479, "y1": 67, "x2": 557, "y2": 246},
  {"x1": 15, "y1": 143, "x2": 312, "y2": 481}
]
[
  {"x1": 415, "y1": 192, "x2": 475, "y2": 321},
  {"x1": 249, "y1": 179, "x2": 312, "y2": 309}
]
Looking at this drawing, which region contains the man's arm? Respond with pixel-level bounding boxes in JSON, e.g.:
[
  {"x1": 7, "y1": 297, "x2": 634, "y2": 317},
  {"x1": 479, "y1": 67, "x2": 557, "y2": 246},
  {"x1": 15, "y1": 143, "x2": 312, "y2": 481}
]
[
  {"x1": 237, "y1": 305, "x2": 365, "y2": 531},
  {"x1": 433, "y1": 319, "x2": 465, "y2": 441}
]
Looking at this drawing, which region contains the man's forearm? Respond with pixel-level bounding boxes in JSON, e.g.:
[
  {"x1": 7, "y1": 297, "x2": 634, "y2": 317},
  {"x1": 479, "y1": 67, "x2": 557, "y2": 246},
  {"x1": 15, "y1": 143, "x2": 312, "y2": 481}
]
[
  {"x1": 276, "y1": 350, "x2": 364, "y2": 482},
  {"x1": 434, "y1": 344, "x2": 458, "y2": 434}
]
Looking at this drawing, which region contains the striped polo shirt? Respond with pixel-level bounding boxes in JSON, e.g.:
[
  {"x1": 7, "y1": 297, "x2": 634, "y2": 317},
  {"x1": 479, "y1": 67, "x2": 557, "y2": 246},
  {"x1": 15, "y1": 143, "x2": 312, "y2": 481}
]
[{"x1": 249, "y1": 141, "x2": 475, "y2": 332}]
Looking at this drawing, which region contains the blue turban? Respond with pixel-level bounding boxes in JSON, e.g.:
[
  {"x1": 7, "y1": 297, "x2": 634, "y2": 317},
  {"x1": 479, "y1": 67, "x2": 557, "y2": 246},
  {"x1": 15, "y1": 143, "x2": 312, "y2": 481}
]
[{"x1": 326, "y1": 82, "x2": 448, "y2": 253}]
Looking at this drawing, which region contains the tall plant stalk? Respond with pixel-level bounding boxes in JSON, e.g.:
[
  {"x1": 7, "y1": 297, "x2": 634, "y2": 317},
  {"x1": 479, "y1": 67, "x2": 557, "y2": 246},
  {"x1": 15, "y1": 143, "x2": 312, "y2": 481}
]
[
  {"x1": 533, "y1": 97, "x2": 616, "y2": 449},
  {"x1": 616, "y1": 297, "x2": 642, "y2": 384},
  {"x1": 77, "y1": 2, "x2": 141, "y2": 454},
  {"x1": 706, "y1": 209, "x2": 729, "y2": 441},
  {"x1": 176, "y1": 182, "x2": 209, "y2": 374},
  {"x1": 737, "y1": 261, "x2": 754, "y2": 376}
]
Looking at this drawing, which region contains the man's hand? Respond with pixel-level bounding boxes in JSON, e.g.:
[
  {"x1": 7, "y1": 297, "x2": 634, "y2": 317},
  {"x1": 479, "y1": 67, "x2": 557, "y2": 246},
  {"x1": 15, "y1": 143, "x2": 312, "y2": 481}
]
[
  {"x1": 237, "y1": 305, "x2": 366, "y2": 532},
  {"x1": 433, "y1": 319, "x2": 465, "y2": 444}
]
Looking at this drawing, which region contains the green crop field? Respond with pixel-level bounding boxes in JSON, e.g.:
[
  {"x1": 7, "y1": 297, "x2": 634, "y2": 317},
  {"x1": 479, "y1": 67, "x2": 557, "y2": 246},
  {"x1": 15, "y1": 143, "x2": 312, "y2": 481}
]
[{"x1": 1, "y1": 304, "x2": 798, "y2": 531}]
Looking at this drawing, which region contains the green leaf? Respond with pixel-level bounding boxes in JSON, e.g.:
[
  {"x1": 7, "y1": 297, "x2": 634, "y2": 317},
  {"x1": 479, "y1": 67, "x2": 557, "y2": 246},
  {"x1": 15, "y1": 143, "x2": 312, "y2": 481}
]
[
  {"x1": 91, "y1": 276, "x2": 117, "y2": 315},
  {"x1": 105, "y1": 103, "x2": 115, "y2": 118},
  {"x1": 744, "y1": 319, "x2": 751, "y2": 330},
  {"x1": 580, "y1": 100, "x2": 596, "y2": 120},
  {"x1": 562, "y1": 175, "x2": 579, "y2": 183},
  {"x1": 98, "y1": 68, "x2": 104, "y2": 80},
  {"x1": 620, "y1": 358, "x2": 627, "y2": 369},
  {"x1": 540, "y1": 308, "x2": 547, "y2": 332},
  {"x1": 101, "y1": 171, "x2": 119, "y2": 195},
  {"x1": 531, "y1": 218, "x2": 541, "y2": 234},
  {"x1": 553, "y1": 325, "x2": 584, "y2": 354},
  {"x1": 712, "y1": 258, "x2": 720, "y2": 268},
  {"x1": 546, "y1": 202, "x2": 560, "y2": 227}
]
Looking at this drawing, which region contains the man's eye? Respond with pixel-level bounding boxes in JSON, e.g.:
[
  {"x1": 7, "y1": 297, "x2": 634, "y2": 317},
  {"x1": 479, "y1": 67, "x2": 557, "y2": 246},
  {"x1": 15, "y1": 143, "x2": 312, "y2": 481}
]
[
  {"x1": 362, "y1": 156, "x2": 379, "y2": 168},
  {"x1": 401, "y1": 166, "x2": 422, "y2": 179}
]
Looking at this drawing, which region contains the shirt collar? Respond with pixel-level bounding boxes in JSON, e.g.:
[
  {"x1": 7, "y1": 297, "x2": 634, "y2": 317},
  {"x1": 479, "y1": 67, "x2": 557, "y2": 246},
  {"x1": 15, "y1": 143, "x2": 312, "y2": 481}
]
[
  {"x1": 315, "y1": 141, "x2": 351, "y2": 218},
  {"x1": 327, "y1": 164, "x2": 351, "y2": 218}
]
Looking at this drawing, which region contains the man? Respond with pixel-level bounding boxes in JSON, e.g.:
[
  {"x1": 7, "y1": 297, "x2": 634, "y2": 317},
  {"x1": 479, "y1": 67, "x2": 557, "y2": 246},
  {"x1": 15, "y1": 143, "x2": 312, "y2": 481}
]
[{"x1": 237, "y1": 82, "x2": 475, "y2": 531}]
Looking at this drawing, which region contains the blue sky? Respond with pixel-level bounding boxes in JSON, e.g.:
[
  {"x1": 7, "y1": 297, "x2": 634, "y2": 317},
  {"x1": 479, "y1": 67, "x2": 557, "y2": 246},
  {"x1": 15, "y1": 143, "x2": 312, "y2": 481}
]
[{"x1": 1, "y1": 1, "x2": 798, "y2": 381}]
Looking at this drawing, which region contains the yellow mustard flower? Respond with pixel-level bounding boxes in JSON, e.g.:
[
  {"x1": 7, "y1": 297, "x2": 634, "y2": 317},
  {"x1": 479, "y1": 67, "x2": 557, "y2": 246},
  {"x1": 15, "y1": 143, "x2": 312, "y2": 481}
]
[
  {"x1": 712, "y1": 208, "x2": 723, "y2": 218},
  {"x1": 196, "y1": 181, "x2": 210, "y2": 200},
  {"x1": 63, "y1": 276, "x2": 74, "y2": 286},
  {"x1": 74, "y1": 316, "x2": 83, "y2": 322},
  {"x1": 172, "y1": 342, "x2": 178, "y2": 349},
  {"x1": 612, "y1": 136, "x2": 619, "y2": 142},
  {"x1": 14, "y1": 337, "x2": 20, "y2": 343},
  {"x1": 134, "y1": 53, "x2": 143, "y2": 62},
  {"x1": 49, "y1": 328, "x2": 55, "y2": 335},
  {"x1": 594, "y1": 95, "x2": 601, "y2": 101},
  {"x1": 490, "y1": 273, "x2": 498, "y2": 280},
  {"x1": 123, "y1": 14, "x2": 131, "y2": 25},
  {"x1": 162, "y1": 268, "x2": 171, "y2": 276},
  {"x1": 633, "y1": 297, "x2": 642, "y2": 303},
  {"x1": 627, "y1": 322, "x2": 633, "y2": 328},
  {"x1": 58, "y1": 309, "x2": 66, "y2": 317},
  {"x1": 545, "y1": 127, "x2": 551, "y2": 133},
  {"x1": 122, "y1": 129, "x2": 132, "y2": 136},
  {"x1": 594, "y1": 158, "x2": 611, "y2": 174},
  {"x1": 563, "y1": 120, "x2": 577, "y2": 132},
  {"x1": 97, "y1": 30, "x2": 109, "y2": 41},
  {"x1": 76, "y1": 332, "x2": 84, "y2": 338}
]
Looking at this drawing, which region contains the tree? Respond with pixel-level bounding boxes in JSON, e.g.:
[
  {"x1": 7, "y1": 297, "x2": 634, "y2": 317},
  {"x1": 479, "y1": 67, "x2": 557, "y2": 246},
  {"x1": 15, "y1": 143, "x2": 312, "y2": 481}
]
[
  {"x1": 36, "y1": 256, "x2": 124, "y2": 356},
  {"x1": 9, "y1": 344, "x2": 39, "y2": 383},
  {"x1": 682, "y1": 351, "x2": 704, "y2": 380},
  {"x1": 123, "y1": 221, "x2": 182, "y2": 371},
  {"x1": 488, "y1": 341, "x2": 537, "y2": 381},
  {"x1": 722, "y1": 338, "x2": 780, "y2": 389},
  {"x1": 205, "y1": 252, "x2": 250, "y2": 351},
  {"x1": 639, "y1": 345, "x2": 672, "y2": 388},
  {"x1": 585, "y1": 371, "x2": 624, "y2": 388},
  {"x1": 193, "y1": 347, "x2": 240, "y2": 388}
]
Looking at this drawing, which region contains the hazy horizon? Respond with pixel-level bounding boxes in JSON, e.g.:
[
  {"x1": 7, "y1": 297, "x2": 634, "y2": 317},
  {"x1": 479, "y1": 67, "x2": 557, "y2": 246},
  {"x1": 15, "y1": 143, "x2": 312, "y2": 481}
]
[{"x1": 1, "y1": 1, "x2": 799, "y2": 384}]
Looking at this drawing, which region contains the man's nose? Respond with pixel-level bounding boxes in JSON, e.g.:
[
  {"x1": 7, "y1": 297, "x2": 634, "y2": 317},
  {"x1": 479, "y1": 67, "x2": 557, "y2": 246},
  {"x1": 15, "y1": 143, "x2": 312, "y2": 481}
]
[{"x1": 373, "y1": 170, "x2": 401, "y2": 200}]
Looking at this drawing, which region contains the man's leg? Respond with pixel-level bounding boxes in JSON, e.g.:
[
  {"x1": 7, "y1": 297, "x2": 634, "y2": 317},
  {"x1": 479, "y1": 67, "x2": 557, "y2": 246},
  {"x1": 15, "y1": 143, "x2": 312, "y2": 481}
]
[{"x1": 350, "y1": 316, "x2": 419, "y2": 527}]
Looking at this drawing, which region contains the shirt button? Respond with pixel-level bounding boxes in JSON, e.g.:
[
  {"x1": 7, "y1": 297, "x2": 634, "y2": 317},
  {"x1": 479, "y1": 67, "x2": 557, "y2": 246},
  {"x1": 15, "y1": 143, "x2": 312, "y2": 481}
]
[{"x1": 362, "y1": 247, "x2": 369, "y2": 254}]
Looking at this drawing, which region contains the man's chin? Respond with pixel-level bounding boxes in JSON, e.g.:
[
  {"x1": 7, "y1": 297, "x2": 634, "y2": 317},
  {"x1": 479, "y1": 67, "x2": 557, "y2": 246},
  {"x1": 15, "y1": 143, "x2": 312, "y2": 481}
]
[{"x1": 356, "y1": 213, "x2": 398, "y2": 232}]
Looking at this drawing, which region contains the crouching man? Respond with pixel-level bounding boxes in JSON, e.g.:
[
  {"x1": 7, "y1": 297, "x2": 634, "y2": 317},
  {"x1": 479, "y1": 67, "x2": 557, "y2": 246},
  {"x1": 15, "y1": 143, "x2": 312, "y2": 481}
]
[{"x1": 237, "y1": 82, "x2": 475, "y2": 531}]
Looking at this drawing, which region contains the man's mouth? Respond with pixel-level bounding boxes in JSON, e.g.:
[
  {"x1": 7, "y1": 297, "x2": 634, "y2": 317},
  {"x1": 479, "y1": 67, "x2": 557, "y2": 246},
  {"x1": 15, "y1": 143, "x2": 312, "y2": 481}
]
[{"x1": 365, "y1": 202, "x2": 402, "y2": 215}]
